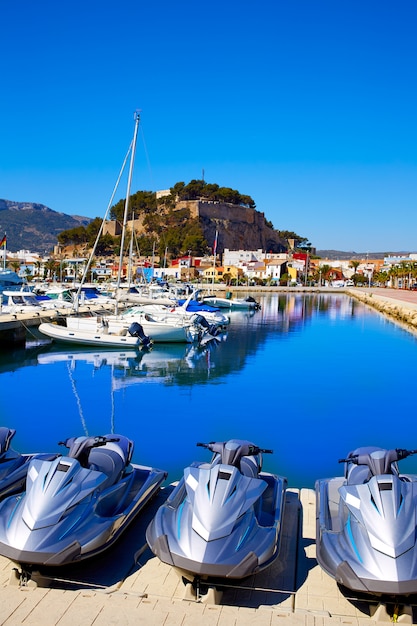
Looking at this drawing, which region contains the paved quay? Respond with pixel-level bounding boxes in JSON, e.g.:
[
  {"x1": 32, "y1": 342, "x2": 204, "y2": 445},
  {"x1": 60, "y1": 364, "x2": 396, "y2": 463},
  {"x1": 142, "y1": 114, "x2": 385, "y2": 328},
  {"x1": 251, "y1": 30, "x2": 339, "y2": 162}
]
[{"x1": 346, "y1": 287, "x2": 417, "y2": 334}]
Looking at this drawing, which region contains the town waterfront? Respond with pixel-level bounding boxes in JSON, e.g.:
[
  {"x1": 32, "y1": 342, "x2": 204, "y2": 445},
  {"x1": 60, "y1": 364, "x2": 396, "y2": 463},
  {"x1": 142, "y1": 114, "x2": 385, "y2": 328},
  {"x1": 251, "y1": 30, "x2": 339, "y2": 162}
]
[{"x1": 1, "y1": 292, "x2": 417, "y2": 489}]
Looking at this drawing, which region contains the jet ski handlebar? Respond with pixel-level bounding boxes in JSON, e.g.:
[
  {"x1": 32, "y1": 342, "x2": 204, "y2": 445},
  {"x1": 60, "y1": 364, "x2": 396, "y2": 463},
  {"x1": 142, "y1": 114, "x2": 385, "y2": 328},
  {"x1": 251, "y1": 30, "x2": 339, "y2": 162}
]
[
  {"x1": 339, "y1": 448, "x2": 417, "y2": 465},
  {"x1": 197, "y1": 441, "x2": 272, "y2": 471},
  {"x1": 197, "y1": 441, "x2": 272, "y2": 455}
]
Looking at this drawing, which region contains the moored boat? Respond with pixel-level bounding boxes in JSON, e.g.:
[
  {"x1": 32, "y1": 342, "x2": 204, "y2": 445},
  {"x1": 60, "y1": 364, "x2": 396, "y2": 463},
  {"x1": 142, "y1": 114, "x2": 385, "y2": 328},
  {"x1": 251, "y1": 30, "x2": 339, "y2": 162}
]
[
  {"x1": 1, "y1": 290, "x2": 43, "y2": 314},
  {"x1": 202, "y1": 295, "x2": 261, "y2": 310},
  {"x1": 38, "y1": 320, "x2": 151, "y2": 348}
]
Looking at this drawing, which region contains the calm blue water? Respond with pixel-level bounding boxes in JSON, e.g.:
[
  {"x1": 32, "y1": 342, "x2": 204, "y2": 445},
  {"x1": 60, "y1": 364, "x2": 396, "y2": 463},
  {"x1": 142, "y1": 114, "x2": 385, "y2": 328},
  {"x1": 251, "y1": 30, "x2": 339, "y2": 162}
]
[{"x1": 1, "y1": 293, "x2": 417, "y2": 488}]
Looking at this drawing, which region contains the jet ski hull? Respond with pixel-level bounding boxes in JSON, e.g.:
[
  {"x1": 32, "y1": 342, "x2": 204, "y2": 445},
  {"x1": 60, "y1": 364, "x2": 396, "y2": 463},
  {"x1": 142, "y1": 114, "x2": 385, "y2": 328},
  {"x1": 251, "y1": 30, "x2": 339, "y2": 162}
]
[
  {"x1": 147, "y1": 463, "x2": 286, "y2": 580},
  {"x1": 316, "y1": 471, "x2": 417, "y2": 596},
  {"x1": 0, "y1": 456, "x2": 167, "y2": 567}
]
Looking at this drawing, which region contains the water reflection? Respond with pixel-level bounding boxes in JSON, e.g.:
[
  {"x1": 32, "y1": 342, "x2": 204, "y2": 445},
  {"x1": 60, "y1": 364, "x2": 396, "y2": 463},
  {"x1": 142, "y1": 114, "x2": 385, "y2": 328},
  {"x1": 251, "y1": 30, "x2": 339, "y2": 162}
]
[
  {"x1": 1, "y1": 293, "x2": 417, "y2": 488},
  {"x1": 36, "y1": 342, "x2": 227, "y2": 387}
]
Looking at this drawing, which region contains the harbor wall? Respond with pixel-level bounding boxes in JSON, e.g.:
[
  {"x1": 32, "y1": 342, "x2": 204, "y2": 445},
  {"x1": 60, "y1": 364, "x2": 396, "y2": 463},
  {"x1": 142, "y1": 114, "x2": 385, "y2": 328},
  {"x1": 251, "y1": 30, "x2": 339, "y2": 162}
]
[{"x1": 347, "y1": 288, "x2": 417, "y2": 333}]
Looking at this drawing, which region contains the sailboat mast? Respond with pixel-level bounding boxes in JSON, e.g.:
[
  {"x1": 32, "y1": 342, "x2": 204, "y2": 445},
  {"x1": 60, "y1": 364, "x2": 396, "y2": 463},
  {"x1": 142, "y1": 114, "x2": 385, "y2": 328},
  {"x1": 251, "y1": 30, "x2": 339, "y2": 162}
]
[
  {"x1": 127, "y1": 212, "x2": 135, "y2": 285},
  {"x1": 117, "y1": 111, "x2": 140, "y2": 288}
]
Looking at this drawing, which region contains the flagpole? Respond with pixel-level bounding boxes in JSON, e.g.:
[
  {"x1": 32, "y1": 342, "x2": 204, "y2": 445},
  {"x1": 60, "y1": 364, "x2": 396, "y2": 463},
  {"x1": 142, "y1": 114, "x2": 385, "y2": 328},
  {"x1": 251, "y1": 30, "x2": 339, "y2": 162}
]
[
  {"x1": 211, "y1": 230, "x2": 218, "y2": 292},
  {"x1": 1, "y1": 234, "x2": 6, "y2": 270}
]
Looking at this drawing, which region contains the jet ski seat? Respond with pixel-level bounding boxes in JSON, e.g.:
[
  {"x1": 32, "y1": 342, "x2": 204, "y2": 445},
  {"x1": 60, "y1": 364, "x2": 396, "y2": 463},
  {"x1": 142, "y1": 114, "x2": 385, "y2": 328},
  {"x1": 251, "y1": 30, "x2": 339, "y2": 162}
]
[
  {"x1": 88, "y1": 447, "x2": 126, "y2": 485},
  {"x1": 0, "y1": 450, "x2": 20, "y2": 464},
  {"x1": 347, "y1": 465, "x2": 372, "y2": 485},
  {"x1": 64, "y1": 436, "x2": 132, "y2": 487},
  {"x1": 0, "y1": 428, "x2": 15, "y2": 455},
  {"x1": 239, "y1": 456, "x2": 259, "y2": 478}
]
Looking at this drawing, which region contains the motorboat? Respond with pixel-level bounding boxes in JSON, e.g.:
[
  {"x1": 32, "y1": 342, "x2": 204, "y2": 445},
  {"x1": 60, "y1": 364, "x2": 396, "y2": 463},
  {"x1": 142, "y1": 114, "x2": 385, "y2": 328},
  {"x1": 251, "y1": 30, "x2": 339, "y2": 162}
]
[
  {"x1": 36, "y1": 286, "x2": 76, "y2": 309},
  {"x1": 0, "y1": 427, "x2": 58, "y2": 499},
  {"x1": 0, "y1": 269, "x2": 26, "y2": 294},
  {"x1": 64, "y1": 309, "x2": 218, "y2": 344},
  {"x1": 121, "y1": 302, "x2": 229, "y2": 333},
  {"x1": 38, "y1": 319, "x2": 152, "y2": 348},
  {"x1": 0, "y1": 434, "x2": 167, "y2": 569},
  {"x1": 117, "y1": 285, "x2": 176, "y2": 307},
  {"x1": 146, "y1": 439, "x2": 287, "y2": 582},
  {"x1": 1, "y1": 290, "x2": 43, "y2": 314},
  {"x1": 78, "y1": 286, "x2": 115, "y2": 305},
  {"x1": 201, "y1": 295, "x2": 261, "y2": 311},
  {"x1": 174, "y1": 290, "x2": 230, "y2": 330},
  {"x1": 316, "y1": 446, "x2": 417, "y2": 596}
]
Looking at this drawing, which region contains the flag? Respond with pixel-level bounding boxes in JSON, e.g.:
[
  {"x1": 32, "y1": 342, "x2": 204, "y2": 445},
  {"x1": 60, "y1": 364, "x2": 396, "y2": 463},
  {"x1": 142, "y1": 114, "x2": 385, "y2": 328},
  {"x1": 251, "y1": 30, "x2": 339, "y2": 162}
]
[
  {"x1": 0, "y1": 236, "x2": 6, "y2": 248},
  {"x1": 213, "y1": 231, "x2": 218, "y2": 256}
]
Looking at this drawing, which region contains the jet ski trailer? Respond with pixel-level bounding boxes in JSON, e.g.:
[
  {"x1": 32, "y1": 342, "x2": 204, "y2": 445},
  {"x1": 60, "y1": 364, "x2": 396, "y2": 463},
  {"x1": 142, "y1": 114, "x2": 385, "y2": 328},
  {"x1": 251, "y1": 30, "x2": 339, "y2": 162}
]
[
  {"x1": 0, "y1": 434, "x2": 167, "y2": 569},
  {"x1": 316, "y1": 446, "x2": 417, "y2": 596},
  {"x1": 146, "y1": 439, "x2": 287, "y2": 585}
]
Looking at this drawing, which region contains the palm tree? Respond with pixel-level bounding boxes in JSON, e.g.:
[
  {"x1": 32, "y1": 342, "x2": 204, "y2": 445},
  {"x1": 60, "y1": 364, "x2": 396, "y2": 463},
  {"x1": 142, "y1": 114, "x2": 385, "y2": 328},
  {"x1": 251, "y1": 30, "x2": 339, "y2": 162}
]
[
  {"x1": 373, "y1": 270, "x2": 389, "y2": 287},
  {"x1": 318, "y1": 264, "x2": 332, "y2": 285},
  {"x1": 349, "y1": 260, "x2": 360, "y2": 274},
  {"x1": 388, "y1": 265, "x2": 400, "y2": 289},
  {"x1": 44, "y1": 259, "x2": 59, "y2": 281},
  {"x1": 8, "y1": 260, "x2": 20, "y2": 273}
]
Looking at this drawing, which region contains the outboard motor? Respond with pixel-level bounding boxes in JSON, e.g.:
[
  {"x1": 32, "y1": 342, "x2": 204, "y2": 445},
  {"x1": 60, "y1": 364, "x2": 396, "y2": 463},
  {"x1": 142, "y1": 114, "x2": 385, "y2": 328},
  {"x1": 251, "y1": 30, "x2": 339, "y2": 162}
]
[
  {"x1": 245, "y1": 296, "x2": 261, "y2": 310},
  {"x1": 191, "y1": 314, "x2": 219, "y2": 337},
  {"x1": 128, "y1": 322, "x2": 152, "y2": 347}
]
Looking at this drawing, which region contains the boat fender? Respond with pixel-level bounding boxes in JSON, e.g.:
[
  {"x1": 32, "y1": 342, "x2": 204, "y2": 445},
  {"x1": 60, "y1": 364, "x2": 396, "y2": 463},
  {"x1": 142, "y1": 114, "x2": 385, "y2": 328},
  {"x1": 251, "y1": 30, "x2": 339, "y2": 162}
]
[{"x1": 128, "y1": 322, "x2": 152, "y2": 347}]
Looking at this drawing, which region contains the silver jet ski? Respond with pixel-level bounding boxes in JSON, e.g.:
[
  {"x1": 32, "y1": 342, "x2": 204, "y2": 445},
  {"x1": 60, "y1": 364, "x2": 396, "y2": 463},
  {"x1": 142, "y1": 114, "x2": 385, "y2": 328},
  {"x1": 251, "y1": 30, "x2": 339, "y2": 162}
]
[
  {"x1": 0, "y1": 427, "x2": 58, "y2": 499},
  {"x1": 316, "y1": 446, "x2": 417, "y2": 596},
  {"x1": 146, "y1": 439, "x2": 287, "y2": 581},
  {"x1": 0, "y1": 434, "x2": 167, "y2": 568}
]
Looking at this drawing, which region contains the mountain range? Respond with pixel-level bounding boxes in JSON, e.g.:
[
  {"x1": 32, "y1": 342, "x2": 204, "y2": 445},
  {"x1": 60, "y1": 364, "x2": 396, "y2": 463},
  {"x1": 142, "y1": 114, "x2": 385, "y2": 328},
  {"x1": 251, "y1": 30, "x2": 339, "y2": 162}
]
[
  {"x1": 0, "y1": 200, "x2": 91, "y2": 253},
  {"x1": 0, "y1": 199, "x2": 412, "y2": 260}
]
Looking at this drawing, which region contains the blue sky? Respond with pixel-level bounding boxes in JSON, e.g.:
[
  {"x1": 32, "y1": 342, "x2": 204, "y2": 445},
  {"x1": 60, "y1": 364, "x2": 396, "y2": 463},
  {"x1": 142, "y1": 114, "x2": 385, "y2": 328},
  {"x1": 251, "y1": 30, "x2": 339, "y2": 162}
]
[{"x1": 1, "y1": 0, "x2": 416, "y2": 252}]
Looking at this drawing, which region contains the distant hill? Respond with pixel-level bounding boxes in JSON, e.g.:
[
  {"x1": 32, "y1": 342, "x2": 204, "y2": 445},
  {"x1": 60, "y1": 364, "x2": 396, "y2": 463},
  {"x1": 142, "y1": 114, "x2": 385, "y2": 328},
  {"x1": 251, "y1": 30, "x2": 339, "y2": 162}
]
[
  {"x1": 2, "y1": 199, "x2": 413, "y2": 261},
  {"x1": 0, "y1": 197, "x2": 287, "y2": 257},
  {"x1": 0, "y1": 200, "x2": 91, "y2": 253},
  {"x1": 316, "y1": 249, "x2": 415, "y2": 260}
]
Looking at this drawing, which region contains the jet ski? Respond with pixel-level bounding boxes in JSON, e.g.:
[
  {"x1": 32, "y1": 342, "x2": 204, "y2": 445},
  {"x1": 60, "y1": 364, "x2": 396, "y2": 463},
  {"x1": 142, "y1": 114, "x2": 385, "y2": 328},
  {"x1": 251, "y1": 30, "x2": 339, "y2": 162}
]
[
  {"x1": 146, "y1": 439, "x2": 287, "y2": 581},
  {"x1": 316, "y1": 446, "x2": 417, "y2": 596},
  {"x1": 0, "y1": 434, "x2": 167, "y2": 568},
  {"x1": 0, "y1": 427, "x2": 58, "y2": 499}
]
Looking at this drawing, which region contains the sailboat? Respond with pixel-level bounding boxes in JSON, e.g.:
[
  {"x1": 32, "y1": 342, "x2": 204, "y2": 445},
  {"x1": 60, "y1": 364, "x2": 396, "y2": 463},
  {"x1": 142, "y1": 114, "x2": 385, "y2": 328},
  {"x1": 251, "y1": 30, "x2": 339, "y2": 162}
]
[
  {"x1": 38, "y1": 113, "x2": 214, "y2": 347},
  {"x1": 38, "y1": 113, "x2": 151, "y2": 349}
]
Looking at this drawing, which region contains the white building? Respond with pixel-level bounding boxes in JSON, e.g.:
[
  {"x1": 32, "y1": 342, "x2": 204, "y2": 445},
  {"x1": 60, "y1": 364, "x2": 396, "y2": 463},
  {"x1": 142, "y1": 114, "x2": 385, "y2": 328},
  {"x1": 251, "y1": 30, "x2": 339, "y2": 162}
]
[
  {"x1": 222, "y1": 249, "x2": 287, "y2": 266},
  {"x1": 222, "y1": 249, "x2": 264, "y2": 266}
]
